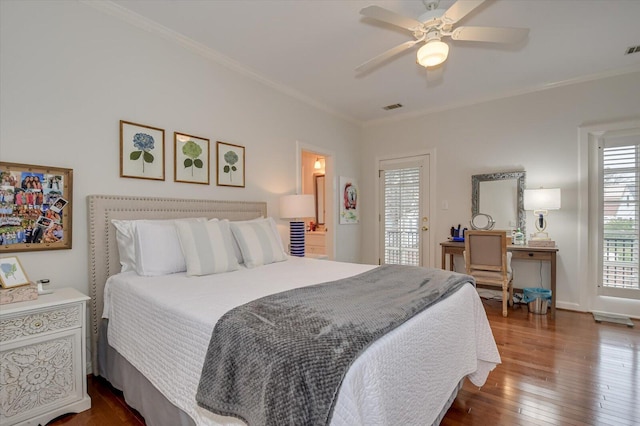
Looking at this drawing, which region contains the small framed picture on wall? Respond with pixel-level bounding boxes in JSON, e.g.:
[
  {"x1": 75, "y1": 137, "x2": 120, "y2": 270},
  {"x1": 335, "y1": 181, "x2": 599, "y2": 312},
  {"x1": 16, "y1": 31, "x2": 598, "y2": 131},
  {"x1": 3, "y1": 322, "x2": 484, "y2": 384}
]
[
  {"x1": 120, "y1": 120, "x2": 165, "y2": 181},
  {"x1": 216, "y1": 141, "x2": 245, "y2": 188},
  {"x1": 174, "y1": 132, "x2": 210, "y2": 185}
]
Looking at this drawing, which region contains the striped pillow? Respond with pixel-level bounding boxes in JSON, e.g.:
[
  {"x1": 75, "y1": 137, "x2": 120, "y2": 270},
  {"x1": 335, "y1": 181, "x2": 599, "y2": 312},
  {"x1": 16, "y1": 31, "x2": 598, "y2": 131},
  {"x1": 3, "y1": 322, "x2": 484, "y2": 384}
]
[
  {"x1": 230, "y1": 219, "x2": 288, "y2": 268},
  {"x1": 175, "y1": 219, "x2": 239, "y2": 276}
]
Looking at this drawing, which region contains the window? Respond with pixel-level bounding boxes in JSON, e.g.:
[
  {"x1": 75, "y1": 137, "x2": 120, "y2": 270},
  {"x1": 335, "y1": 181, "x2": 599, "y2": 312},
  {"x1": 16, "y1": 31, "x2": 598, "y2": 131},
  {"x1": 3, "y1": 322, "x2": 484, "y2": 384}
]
[
  {"x1": 381, "y1": 166, "x2": 421, "y2": 265},
  {"x1": 599, "y1": 134, "x2": 640, "y2": 298}
]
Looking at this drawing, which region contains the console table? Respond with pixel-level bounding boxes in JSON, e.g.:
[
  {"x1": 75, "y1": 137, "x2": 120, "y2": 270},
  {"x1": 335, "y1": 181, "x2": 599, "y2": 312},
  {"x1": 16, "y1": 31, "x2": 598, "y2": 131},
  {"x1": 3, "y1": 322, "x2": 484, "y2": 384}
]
[{"x1": 440, "y1": 241, "x2": 559, "y2": 318}]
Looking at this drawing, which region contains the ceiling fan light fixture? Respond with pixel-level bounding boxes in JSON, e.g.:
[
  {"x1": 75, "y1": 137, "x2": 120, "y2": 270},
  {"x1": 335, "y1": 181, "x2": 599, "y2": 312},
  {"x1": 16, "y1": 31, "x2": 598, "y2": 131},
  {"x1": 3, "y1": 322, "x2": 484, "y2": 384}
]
[{"x1": 417, "y1": 40, "x2": 449, "y2": 67}]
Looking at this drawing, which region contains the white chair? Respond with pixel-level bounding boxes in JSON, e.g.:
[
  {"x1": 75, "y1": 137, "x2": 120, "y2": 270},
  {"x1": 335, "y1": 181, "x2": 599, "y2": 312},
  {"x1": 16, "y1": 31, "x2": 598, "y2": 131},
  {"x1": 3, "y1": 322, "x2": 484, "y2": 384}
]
[{"x1": 464, "y1": 230, "x2": 513, "y2": 317}]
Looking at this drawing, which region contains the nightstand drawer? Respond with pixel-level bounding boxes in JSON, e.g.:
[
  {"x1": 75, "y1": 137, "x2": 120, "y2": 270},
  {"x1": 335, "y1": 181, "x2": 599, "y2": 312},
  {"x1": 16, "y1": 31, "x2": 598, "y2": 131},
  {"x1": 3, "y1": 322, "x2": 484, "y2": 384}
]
[{"x1": 0, "y1": 303, "x2": 83, "y2": 344}]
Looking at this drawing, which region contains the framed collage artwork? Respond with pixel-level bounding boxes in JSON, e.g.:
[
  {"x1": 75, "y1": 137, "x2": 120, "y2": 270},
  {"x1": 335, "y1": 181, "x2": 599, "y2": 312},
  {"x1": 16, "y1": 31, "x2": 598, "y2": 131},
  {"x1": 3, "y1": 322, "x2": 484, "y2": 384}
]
[{"x1": 0, "y1": 162, "x2": 73, "y2": 252}]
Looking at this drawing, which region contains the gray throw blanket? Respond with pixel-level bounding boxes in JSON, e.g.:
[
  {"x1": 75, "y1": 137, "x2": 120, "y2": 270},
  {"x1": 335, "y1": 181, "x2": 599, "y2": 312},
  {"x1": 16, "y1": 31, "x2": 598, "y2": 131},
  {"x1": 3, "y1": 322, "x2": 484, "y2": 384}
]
[{"x1": 196, "y1": 264, "x2": 474, "y2": 426}]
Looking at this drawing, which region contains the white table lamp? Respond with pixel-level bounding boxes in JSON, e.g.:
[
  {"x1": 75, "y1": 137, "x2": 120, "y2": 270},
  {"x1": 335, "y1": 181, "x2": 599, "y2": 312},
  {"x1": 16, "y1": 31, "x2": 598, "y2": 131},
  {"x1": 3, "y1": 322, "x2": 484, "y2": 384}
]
[
  {"x1": 280, "y1": 194, "x2": 315, "y2": 257},
  {"x1": 524, "y1": 188, "x2": 561, "y2": 240}
]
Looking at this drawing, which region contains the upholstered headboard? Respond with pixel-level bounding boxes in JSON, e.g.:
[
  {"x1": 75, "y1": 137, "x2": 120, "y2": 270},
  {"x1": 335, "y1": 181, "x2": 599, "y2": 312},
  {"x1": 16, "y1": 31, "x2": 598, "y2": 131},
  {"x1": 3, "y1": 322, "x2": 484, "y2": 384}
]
[{"x1": 86, "y1": 195, "x2": 267, "y2": 374}]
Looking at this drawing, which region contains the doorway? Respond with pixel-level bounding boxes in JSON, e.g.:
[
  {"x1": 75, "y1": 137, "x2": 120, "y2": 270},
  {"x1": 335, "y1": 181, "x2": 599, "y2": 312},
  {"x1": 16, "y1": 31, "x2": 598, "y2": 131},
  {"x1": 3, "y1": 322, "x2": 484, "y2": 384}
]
[
  {"x1": 379, "y1": 154, "x2": 431, "y2": 266},
  {"x1": 298, "y1": 143, "x2": 335, "y2": 259}
]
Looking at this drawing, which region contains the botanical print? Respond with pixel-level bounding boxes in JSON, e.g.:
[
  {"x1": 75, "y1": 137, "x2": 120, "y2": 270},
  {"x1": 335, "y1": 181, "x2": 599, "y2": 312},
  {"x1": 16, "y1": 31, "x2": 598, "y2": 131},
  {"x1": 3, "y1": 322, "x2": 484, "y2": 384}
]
[
  {"x1": 174, "y1": 133, "x2": 210, "y2": 185},
  {"x1": 339, "y1": 176, "x2": 359, "y2": 224},
  {"x1": 130, "y1": 133, "x2": 156, "y2": 173},
  {"x1": 0, "y1": 162, "x2": 73, "y2": 252},
  {"x1": 120, "y1": 120, "x2": 165, "y2": 180},
  {"x1": 216, "y1": 141, "x2": 245, "y2": 187},
  {"x1": 0, "y1": 256, "x2": 29, "y2": 288}
]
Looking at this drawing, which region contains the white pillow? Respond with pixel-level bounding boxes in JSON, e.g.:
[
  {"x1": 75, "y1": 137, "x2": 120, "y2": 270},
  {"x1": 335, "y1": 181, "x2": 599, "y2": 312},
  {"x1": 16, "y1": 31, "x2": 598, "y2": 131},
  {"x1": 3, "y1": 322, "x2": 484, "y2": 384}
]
[
  {"x1": 230, "y1": 219, "x2": 288, "y2": 268},
  {"x1": 175, "y1": 219, "x2": 239, "y2": 276},
  {"x1": 111, "y1": 219, "x2": 137, "y2": 272},
  {"x1": 231, "y1": 217, "x2": 284, "y2": 263},
  {"x1": 112, "y1": 218, "x2": 205, "y2": 273},
  {"x1": 133, "y1": 218, "x2": 204, "y2": 276}
]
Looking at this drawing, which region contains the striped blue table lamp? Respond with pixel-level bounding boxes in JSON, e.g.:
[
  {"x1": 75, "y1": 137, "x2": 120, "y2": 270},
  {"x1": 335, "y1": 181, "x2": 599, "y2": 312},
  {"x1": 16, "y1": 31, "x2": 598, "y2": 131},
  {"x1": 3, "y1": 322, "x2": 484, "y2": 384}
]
[{"x1": 280, "y1": 194, "x2": 316, "y2": 257}]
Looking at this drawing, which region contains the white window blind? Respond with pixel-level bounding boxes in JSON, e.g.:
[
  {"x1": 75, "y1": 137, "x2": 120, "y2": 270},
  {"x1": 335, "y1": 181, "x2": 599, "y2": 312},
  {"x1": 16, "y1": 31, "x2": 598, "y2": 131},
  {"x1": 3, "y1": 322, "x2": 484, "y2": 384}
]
[
  {"x1": 383, "y1": 167, "x2": 420, "y2": 266},
  {"x1": 601, "y1": 143, "x2": 640, "y2": 291}
]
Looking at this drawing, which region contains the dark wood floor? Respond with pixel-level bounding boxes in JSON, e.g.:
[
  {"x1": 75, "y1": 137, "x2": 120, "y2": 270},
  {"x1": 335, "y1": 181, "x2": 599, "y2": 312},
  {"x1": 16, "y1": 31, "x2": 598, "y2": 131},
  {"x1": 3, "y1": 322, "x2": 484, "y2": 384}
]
[{"x1": 49, "y1": 299, "x2": 639, "y2": 426}]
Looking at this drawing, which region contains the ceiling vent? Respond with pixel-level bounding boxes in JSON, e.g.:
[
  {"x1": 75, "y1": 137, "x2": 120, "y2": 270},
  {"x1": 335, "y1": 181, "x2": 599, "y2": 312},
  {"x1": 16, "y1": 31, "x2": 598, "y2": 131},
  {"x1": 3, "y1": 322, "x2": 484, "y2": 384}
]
[
  {"x1": 625, "y1": 45, "x2": 640, "y2": 55},
  {"x1": 382, "y1": 103, "x2": 403, "y2": 111}
]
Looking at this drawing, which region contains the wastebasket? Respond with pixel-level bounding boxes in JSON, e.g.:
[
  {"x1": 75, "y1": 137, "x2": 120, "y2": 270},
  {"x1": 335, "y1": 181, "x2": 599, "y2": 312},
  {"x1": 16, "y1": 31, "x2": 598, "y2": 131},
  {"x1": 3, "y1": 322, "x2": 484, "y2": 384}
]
[{"x1": 523, "y1": 288, "x2": 552, "y2": 314}]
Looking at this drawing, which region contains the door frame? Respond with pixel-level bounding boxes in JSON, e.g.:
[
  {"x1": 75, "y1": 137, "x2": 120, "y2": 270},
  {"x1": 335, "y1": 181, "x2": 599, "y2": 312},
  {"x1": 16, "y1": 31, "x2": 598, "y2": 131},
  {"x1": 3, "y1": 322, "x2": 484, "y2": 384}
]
[
  {"x1": 375, "y1": 149, "x2": 436, "y2": 267},
  {"x1": 296, "y1": 141, "x2": 335, "y2": 259}
]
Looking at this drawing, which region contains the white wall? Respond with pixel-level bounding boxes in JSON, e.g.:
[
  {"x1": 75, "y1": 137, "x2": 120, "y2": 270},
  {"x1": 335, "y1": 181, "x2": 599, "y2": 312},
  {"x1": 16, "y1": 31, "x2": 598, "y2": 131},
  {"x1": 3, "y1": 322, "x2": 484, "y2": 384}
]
[
  {"x1": 0, "y1": 0, "x2": 362, "y2": 297},
  {"x1": 361, "y1": 72, "x2": 640, "y2": 317}
]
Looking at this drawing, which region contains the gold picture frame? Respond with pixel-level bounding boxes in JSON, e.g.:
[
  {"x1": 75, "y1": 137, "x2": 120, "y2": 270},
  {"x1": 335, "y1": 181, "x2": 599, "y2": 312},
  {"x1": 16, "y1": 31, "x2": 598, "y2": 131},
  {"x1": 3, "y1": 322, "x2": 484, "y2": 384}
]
[
  {"x1": 120, "y1": 120, "x2": 165, "y2": 181},
  {"x1": 0, "y1": 256, "x2": 30, "y2": 288},
  {"x1": 0, "y1": 162, "x2": 73, "y2": 252},
  {"x1": 216, "y1": 141, "x2": 245, "y2": 188},
  {"x1": 174, "y1": 132, "x2": 210, "y2": 185}
]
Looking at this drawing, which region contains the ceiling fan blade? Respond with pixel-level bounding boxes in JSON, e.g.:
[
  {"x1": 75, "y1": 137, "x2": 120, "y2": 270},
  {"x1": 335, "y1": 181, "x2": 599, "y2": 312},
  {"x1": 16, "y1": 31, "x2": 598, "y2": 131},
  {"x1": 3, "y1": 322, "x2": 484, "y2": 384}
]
[
  {"x1": 451, "y1": 26, "x2": 529, "y2": 43},
  {"x1": 360, "y1": 5, "x2": 422, "y2": 31},
  {"x1": 442, "y1": 0, "x2": 486, "y2": 25},
  {"x1": 355, "y1": 40, "x2": 420, "y2": 73}
]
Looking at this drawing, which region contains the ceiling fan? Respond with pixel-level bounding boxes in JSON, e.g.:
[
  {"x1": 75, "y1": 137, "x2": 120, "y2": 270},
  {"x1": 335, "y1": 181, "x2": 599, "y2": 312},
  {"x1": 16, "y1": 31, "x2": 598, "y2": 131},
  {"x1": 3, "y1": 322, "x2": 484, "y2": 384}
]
[{"x1": 356, "y1": 0, "x2": 529, "y2": 73}]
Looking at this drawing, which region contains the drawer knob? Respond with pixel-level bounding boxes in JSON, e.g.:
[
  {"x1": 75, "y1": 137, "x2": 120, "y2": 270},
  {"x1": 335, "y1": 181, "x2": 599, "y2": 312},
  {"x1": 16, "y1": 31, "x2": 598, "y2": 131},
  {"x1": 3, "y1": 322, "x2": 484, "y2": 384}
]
[
  {"x1": 34, "y1": 321, "x2": 42, "y2": 327},
  {"x1": 528, "y1": 253, "x2": 534, "y2": 257}
]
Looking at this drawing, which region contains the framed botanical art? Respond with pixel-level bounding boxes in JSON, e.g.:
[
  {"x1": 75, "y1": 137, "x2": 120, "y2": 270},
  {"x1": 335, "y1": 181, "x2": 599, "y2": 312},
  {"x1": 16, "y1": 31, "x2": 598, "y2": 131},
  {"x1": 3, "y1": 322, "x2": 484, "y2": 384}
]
[
  {"x1": 0, "y1": 256, "x2": 30, "y2": 288},
  {"x1": 339, "y1": 176, "x2": 359, "y2": 224},
  {"x1": 216, "y1": 141, "x2": 245, "y2": 188},
  {"x1": 120, "y1": 120, "x2": 165, "y2": 181},
  {"x1": 0, "y1": 162, "x2": 73, "y2": 252},
  {"x1": 174, "y1": 132, "x2": 210, "y2": 185}
]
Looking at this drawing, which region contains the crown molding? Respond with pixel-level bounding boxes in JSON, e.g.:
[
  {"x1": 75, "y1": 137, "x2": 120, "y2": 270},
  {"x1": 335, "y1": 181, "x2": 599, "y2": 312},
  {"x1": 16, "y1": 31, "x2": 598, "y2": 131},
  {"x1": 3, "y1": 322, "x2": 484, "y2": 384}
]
[
  {"x1": 80, "y1": 0, "x2": 362, "y2": 126},
  {"x1": 364, "y1": 64, "x2": 640, "y2": 127}
]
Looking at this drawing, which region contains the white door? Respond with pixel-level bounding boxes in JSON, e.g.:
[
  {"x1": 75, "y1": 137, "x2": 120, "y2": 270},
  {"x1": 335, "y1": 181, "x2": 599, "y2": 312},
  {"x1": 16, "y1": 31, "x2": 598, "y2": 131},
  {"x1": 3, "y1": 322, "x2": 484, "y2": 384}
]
[{"x1": 379, "y1": 155, "x2": 430, "y2": 266}]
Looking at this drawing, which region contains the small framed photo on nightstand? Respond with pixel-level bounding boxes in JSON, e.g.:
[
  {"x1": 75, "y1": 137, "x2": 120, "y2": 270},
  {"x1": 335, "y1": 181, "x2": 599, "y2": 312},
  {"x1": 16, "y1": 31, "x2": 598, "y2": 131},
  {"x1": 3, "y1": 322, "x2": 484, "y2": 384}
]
[{"x1": 0, "y1": 256, "x2": 30, "y2": 288}]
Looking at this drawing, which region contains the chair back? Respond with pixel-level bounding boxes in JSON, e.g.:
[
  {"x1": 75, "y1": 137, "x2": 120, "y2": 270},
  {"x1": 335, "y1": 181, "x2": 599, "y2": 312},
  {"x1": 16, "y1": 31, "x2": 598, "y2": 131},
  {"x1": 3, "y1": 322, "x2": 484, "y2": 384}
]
[{"x1": 464, "y1": 230, "x2": 508, "y2": 277}]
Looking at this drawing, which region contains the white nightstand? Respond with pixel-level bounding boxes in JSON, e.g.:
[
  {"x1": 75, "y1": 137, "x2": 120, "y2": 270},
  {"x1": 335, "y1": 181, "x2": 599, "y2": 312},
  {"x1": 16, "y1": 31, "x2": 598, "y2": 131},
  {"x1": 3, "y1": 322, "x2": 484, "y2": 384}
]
[{"x1": 0, "y1": 288, "x2": 91, "y2": 425}]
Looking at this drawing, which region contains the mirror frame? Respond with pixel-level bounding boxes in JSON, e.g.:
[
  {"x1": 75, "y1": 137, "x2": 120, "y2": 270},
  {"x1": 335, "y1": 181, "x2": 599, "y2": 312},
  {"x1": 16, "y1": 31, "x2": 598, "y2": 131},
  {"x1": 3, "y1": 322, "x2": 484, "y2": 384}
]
[
  {"x1": 471, "y1": 171, "x2": 526, "y2": 236},
  {"x1": 314, "y1": 174, "x2": 325, "y2": 225}
]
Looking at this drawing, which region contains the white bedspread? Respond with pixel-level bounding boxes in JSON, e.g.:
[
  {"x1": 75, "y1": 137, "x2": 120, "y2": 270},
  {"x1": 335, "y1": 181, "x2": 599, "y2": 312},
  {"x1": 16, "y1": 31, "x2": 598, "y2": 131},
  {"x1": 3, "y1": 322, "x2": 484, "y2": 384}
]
[{"x1": 103, "y1": 257, "x2": 500, "y2": 426}]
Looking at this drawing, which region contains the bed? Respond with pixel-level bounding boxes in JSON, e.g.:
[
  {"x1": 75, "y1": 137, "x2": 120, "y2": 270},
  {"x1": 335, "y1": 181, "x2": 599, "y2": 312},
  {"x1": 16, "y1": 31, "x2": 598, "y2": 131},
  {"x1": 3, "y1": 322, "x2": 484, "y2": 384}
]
[{"x1": 87, "y1": 195, "x2": 501, "y2": 426}]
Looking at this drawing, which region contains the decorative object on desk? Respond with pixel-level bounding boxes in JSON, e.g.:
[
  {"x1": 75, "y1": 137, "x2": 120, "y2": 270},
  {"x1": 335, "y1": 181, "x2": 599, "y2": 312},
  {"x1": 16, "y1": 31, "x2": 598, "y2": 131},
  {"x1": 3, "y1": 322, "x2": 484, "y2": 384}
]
[
  {"x1": 513, "y1": 228, "x2": 525, "y2": 245},
  {"x1": 0, "y1": 256, "x2": 29, "y2": 288},
  {"x1": 470, "y1": 213, "x2": 495, "y2": 230},
  {"x1": 339, "y1": 176, "x2": 359, "y2": 224},
  {"x1": 216, "y1": 141, "x2": 245, "y2": 187},
  {"x1": 1, "y1": 162, "x2": 73, "y2": 252},
  {"x1": 280, "y1": 194, "x2": 315, "y2": 257},
  {"x1": 174, "y1": 132, "x2": 210, "y2": 185},
  {"x1": 524, "y1": 187, "x2": 561, "y2": 241},
  {"x1": 0, "y1": 282, "x2": 38, "y2": 304},
  {"x1": 450, "y1": 224, "x2": 467, "y2": 241},
  {"x1": 120, "y1": 120, "x2": 165, "y2": 181},
  {"x1": 528, "y1": 240, "x2": 556, "y2": 248}
]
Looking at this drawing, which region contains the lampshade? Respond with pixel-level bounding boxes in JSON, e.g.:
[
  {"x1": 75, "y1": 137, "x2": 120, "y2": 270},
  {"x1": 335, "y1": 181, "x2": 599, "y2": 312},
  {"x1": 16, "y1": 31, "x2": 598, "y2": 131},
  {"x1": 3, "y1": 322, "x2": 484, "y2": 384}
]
[
  {"x1": 417, "y1": 40, "x2": 449, "y2": 67},
  {"x1": 314, "y1": 158, "x2": 322, "y2": 169},
  {"x1": 280, "y1": 194, "x2": 315, "y2": 219},
  {"x1": 524, "y1": 188, "x2": 561, "y2": 211}
]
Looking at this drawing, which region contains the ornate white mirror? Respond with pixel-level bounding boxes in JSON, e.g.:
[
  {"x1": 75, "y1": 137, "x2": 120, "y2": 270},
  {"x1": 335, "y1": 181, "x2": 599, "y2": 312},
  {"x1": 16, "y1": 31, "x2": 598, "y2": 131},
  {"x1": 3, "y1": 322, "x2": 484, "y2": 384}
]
[{"x1": 471, "y1": 171, "x2": 526, "y2": 235}]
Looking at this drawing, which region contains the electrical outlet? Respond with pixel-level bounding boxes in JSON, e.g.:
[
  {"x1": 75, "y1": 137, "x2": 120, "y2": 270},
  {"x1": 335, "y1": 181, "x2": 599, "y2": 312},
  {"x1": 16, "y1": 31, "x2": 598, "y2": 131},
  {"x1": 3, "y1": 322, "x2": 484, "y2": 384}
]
[{"x1": 442, "y1": 200, "x2": 449, "y2": 210}]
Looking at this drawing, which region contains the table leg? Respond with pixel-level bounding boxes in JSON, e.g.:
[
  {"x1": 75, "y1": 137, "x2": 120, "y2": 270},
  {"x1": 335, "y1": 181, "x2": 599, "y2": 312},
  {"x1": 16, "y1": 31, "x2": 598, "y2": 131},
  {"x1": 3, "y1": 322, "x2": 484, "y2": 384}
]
[{"x1": 550, "y1": 252, "x2": 557, "y2": 319}]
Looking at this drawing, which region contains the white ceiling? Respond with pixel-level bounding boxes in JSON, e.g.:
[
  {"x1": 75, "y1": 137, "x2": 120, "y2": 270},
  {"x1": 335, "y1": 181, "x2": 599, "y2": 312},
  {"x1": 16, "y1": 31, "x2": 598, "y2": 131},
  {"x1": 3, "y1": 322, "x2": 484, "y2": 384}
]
[{"x1": 108, "y1": 0, "x2": 640, "y2": 124}]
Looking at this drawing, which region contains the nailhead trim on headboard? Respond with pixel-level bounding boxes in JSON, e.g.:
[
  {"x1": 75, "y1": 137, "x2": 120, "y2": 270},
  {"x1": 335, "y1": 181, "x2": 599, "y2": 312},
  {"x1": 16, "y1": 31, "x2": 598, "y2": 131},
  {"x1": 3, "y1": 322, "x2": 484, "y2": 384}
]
[{"x1": 87, "y1": 195, "x2": 267, "y2": 375}]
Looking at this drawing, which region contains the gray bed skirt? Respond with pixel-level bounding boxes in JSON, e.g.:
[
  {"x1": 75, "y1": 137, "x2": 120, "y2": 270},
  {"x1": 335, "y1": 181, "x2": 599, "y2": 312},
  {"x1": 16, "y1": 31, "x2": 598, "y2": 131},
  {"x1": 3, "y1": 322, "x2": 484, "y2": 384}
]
[{"x1": 98, "y1": 319, "x2": 463, "y2": 426}]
